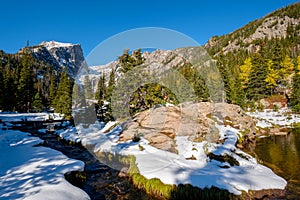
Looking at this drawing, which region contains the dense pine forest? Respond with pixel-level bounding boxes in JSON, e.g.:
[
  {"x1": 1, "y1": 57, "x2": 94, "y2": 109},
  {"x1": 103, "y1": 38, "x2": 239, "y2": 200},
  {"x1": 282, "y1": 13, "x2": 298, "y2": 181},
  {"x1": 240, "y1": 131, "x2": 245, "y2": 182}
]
[{"x1": 0, "y1": 48, "x2": 73, "y2": 116}]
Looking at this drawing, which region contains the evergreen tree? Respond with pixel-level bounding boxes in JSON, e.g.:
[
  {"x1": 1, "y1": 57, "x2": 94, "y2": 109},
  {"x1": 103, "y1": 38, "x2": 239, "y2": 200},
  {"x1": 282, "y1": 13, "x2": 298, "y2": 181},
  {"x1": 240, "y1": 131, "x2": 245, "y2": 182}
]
[
  {"x1": 178, "y1": 63, "x2": 209, "y2": 102},
  {"x1": 95, "y1": 74, "x2": 106, "y2": 105},
  {"x1": 290, "y1": 56, "x2": 300, "y2": 112},
  {"x1": 245, "y1": 53, "x2": 269, "y2": 100},
  {"x1": 270, "y1": 40, "x2": 285, "y2": 78},
  {"x1": 54, "y1": 70, "x2": 73, "y2": 117},
  {"x1": 118, "y1": 48, "x2": 145, "y2": 73},
  {"x1": 49, "y1": 70, "x2": 57, "y2": 107},
  {"x1": 2, "y1": 64, "x2": 17, "y2": 111},
  {"x1": 106, "y1": 68, "x2": 116, "y2": 101},
  {"x1": 72, "y1": 83, "x2": 86, "y2": 109},
  {"x1": 32, "y1": 92, "x2": 43, "y2": 112},
  {"x1": 17, "y1": 53, "x2": 36, "y2": 112},
  {"x1": 84, "y1": 75, "x2": 93, "y2": 99},
  {"x1": 104, "y1": 69, "x2": 116, "y2": 120}
]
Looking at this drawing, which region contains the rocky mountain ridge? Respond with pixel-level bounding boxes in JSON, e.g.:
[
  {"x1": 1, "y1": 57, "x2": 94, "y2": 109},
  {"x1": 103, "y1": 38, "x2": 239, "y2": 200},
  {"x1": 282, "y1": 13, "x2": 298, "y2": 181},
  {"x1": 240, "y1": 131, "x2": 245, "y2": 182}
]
[
  {"x1": 26, "y1": 41, "x2": 86, "y2": 78},
  {"x1": 84, "y1": 47, "x2": 210, "y2": 92}
]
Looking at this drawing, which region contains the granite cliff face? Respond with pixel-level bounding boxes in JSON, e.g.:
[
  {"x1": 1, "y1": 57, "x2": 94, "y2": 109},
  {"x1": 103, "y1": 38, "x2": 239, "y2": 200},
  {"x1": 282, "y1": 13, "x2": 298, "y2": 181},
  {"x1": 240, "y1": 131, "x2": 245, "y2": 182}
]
[{"x1": 30, "y1": 41, "x2": 85, "y2": 78}]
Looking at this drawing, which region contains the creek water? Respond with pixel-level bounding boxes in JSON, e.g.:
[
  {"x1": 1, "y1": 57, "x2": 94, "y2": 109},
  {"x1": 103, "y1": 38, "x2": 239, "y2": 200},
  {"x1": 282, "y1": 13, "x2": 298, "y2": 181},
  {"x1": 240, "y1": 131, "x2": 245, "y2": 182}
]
[
  {"x1": 29, "y1": 129, "x2": 155, "y2": 200},
  {"x1": 252, "y1": 128, "x2": 300, "y2": 199}
]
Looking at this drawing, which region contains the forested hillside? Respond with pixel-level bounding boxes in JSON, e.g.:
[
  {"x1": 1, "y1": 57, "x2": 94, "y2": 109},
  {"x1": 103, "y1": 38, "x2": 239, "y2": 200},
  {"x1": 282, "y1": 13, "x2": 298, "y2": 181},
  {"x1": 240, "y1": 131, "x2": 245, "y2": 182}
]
[
  {"x1": 0, "y1": 48, "x2": 73, "y2": 116},
  {"x1": 205, "y1": 2, "x2": 300, "y2": 111}
]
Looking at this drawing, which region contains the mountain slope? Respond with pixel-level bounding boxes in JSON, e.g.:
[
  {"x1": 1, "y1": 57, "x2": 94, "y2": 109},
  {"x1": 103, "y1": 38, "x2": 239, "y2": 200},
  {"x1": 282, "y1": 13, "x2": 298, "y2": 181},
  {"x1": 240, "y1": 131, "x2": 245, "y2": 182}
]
[{"x1": 205, "y1": 2, "x2": 300, "y2": 56}]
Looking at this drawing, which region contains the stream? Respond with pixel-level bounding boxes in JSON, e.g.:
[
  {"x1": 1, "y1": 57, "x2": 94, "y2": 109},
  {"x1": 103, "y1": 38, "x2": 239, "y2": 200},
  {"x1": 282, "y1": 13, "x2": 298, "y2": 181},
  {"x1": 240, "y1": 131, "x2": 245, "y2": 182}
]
[
  {"x1": 29, "y1": 129, "x2": 156, "y2": 200},
  {"x1": 252, "y1": 128, "x2": 300, "y2": 199}
]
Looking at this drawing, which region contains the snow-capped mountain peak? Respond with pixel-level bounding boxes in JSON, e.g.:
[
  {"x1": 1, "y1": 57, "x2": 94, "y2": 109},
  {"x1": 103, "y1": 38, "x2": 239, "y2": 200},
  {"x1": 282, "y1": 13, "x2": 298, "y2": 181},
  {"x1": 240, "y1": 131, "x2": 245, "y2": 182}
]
[
  {"x1": 30, "y1": 41, "x2": 86, "y2": 78},
  {"x1": 40, "y1": 41, "x2": 77, "y2": 50}
]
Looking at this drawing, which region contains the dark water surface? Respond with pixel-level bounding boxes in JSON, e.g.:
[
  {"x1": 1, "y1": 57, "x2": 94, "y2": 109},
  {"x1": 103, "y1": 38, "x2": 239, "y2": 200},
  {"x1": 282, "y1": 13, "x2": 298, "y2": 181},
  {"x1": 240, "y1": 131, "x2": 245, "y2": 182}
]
[{"x1": 253, "y1": 128, "x2": 300, "y2": 199}]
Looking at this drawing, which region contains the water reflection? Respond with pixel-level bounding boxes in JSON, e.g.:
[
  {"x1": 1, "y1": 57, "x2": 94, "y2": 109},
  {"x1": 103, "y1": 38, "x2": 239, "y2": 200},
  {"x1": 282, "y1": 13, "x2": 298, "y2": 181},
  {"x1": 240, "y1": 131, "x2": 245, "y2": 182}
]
[{"x1": 254, "y1": 128, "x2": 300, "y2": 199}]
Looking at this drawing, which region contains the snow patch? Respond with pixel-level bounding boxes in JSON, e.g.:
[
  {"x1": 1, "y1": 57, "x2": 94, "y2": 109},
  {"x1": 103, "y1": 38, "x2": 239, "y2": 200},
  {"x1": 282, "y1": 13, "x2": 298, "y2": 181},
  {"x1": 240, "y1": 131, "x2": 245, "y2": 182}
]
[
  {"x1": 55, "y1": 127, "x2": 81, "y2": 143},
  {"x1": 41, "y1": 41, "x2": 76, "y2": 50},
  {"x1": 0, "y1": 112, "x2": 64, "y2": 122},
  {"x1": 247, "y1": 108, "x2": 300, "y2": 128},
  {"x1": 0, "y1": 130, "x2": 90, "y2": 200}
]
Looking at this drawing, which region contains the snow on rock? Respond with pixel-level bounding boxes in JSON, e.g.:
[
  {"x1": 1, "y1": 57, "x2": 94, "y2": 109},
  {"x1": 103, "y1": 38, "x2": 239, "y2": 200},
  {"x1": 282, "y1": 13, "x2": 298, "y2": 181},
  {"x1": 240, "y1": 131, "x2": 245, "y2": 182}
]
[
  {"x1": 55, "y1": 127, "x2": 81, "y2": 143},
  {"x1": 0, "y1": 130, "x2": 90, "y2": 200},
  {"x1": 41, "y1": 41, "x2": 75, "y2": 50},
  {"x1": 74, "y1": 121, "x2": 287, "y2": 195},
  {"x1": 247, "y1": 108, "x2": 300, "y2": 128}
]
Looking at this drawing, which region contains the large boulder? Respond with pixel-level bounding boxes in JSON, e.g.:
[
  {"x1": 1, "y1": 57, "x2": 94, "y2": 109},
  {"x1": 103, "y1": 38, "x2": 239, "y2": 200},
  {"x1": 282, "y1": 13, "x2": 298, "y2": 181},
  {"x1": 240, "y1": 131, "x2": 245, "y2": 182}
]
[{"x1": 119, "y1": 102, "x2": 256, "y2": 152}]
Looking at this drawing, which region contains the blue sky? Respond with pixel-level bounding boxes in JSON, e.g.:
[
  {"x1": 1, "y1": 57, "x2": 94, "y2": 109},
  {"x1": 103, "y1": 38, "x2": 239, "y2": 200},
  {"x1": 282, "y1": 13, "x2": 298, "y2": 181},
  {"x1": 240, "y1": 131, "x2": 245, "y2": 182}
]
[{"x1": 0, "y1": 0, "x2": 298, "y2": 57}]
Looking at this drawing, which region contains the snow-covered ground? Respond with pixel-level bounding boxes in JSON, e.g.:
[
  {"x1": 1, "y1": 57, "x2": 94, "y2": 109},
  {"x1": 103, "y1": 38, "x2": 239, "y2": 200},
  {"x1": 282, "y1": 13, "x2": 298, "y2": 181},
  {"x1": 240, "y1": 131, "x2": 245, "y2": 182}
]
[
  {"x1": 71, "y1": 121, "x2": 287, "y2": 195},
  {"x1": 247, "y1": 108, "x2": 300, "y2": 128},
  {"x1": 0, "y1": 112, "x2": 63, "y2": 122},
  {"x1": 55, "y1": 127, "x2": 81, "y2": 143},
  {"x1": 0, "y1": 130, "x2": 90, "y2": 200}
]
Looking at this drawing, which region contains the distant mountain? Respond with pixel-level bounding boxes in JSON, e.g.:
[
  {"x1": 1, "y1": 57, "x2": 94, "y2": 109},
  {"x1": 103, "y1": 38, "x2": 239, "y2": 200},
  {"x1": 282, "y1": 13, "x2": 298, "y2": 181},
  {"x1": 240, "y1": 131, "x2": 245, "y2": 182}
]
[
  {"x1": 205, "y1": 2, "x2": 300, "y2": 56},
  {"x1": 82, "y1": 48, "x2": 196, "y2": 91},
  {"x1": 25, "y1": 41, "x2": 86, "y2": 78}
]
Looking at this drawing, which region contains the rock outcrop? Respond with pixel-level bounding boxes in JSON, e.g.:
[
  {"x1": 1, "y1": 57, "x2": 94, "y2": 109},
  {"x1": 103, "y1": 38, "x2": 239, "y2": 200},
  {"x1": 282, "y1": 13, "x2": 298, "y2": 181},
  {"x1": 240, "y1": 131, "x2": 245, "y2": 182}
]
[{"x1": 119, "y1": 102, "x2": 256, "y2": 152}]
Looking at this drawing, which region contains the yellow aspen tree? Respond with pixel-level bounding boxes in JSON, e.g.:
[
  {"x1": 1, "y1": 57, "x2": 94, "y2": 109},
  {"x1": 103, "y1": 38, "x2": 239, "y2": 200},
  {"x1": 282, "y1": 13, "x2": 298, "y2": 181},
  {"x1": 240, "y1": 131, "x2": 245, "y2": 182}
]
[
  {"x1": 265, "y1": 59, "x2": 278, "y2": 90},
  {"x1": 280, "y1": 55, "x2": 294, "y2": 81},
  {"x1": 297, "y1": 56, "x2": 300, "y2": 74},
  {"x1": 239, "y1": 57, "x2": 252, "y2": 88}
]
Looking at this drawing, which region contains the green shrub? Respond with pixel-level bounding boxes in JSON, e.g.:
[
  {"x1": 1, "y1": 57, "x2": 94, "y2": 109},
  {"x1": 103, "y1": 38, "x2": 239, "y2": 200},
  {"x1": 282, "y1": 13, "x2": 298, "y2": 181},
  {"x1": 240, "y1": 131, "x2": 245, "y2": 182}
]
[
  {"x1": 132, "y1": 133, "x2": 141, "y2": 142},
  {"x1": 273, "y1": 104, "x2": 279, "y2": 112},
  {"x1": 138, "y1": 144, "x2": 145, "y2": 151},
  {"x1": 171, "y1": 184, "x2": 231, "y2": 200}
]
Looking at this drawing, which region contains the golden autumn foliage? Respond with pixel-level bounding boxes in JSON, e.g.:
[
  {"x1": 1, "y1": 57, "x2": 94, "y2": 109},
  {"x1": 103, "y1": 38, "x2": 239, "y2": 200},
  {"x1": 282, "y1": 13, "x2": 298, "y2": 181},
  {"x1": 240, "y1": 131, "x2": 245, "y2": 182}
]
[
  {"x1": 265, "y1": 60, "x2": 279, "y2": 89},
  {"x1": 239, "y1": 57, "x2": 252, "y2": 87}
]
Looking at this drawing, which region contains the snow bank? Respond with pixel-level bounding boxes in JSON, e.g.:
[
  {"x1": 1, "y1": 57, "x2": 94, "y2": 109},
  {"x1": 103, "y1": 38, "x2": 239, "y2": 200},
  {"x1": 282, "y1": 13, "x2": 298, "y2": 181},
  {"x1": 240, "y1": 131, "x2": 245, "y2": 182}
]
[
  {"x1": 247, "y1": 108, "x2": 300, "y2": 128},
  {"x1": 74, "y1": 121, "x2": 287, "y2": 195},
  {"x1": 0, "y1": 112, "x2": 64, "y2": 122},
  {"x1": 0, "y1": 130, "x2": 90, "y2": 200},
  {"x1": 55, "y1": 127, "x2": 81, "y2": 143}
]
